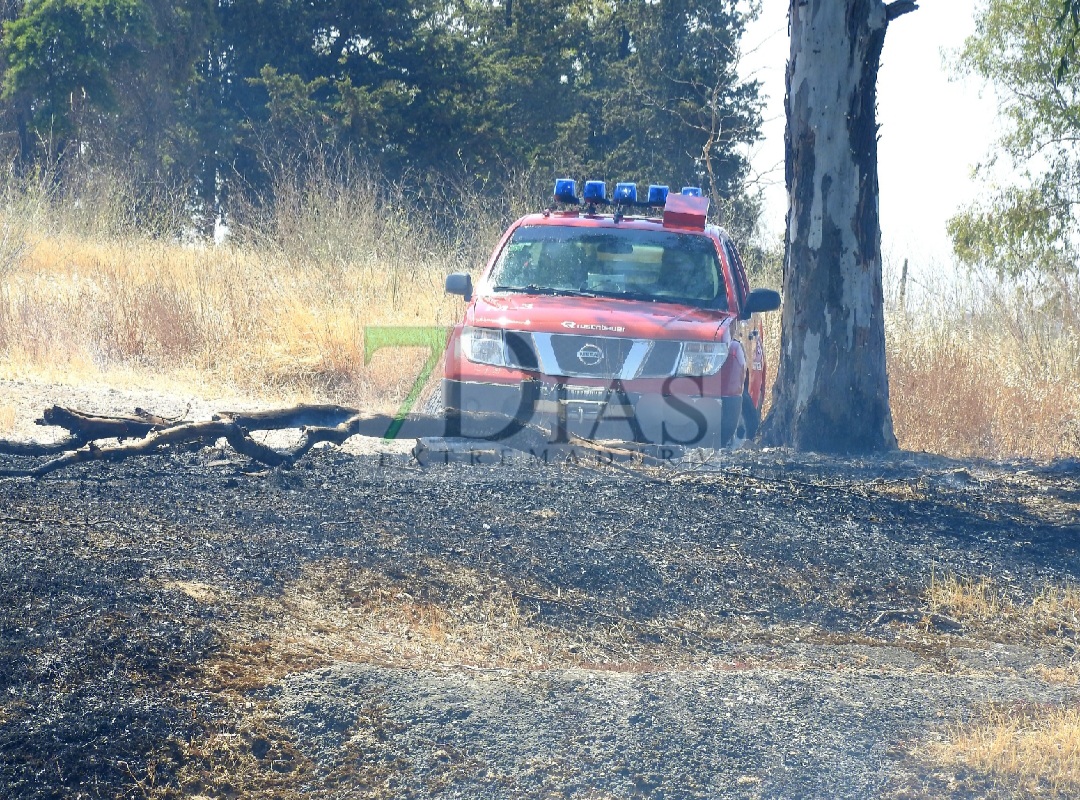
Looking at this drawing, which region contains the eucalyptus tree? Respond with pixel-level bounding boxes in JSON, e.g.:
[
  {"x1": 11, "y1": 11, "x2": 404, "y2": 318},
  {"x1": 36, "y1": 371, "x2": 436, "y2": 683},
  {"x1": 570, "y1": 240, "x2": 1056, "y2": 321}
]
[
  {"x1": 948, "y1": 0, "x2": 1080, "y2": 292},
  {"x1": 761, "y1": 0, "x2": 916, "y2": 453}
]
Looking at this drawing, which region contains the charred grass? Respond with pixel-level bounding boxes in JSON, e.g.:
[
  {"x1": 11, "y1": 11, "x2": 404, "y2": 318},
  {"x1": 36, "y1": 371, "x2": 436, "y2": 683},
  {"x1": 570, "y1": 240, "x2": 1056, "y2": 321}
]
[
  {"x1": 3, "y1": 414, "x2": 1080, "y2": 797},
  {"x1": 2, "y1": 170, "x2": 1080, "y2": 796}
]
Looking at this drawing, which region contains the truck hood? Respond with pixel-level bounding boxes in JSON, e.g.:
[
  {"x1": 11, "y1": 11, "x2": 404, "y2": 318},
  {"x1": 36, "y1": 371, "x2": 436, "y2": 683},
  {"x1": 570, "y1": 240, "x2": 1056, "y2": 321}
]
[{"x1": 468, "y1": 293, "x2": 732, "y2": 341}]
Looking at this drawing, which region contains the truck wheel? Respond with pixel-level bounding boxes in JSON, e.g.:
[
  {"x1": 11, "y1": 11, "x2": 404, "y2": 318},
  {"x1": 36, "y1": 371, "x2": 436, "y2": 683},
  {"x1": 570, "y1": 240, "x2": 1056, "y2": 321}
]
[
  {"x1": 717, "y1": 395, "x2": 742, "y2": 448},
  {"x1": 738, "y1": 389, "x2": 761, "y2": 440}
]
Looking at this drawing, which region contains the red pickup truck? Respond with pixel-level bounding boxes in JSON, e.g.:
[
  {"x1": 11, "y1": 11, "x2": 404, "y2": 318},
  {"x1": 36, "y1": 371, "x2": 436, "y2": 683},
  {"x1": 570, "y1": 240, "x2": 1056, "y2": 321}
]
[{"x1": 443, "y1": 180, "x2": 781, "y2": 448}]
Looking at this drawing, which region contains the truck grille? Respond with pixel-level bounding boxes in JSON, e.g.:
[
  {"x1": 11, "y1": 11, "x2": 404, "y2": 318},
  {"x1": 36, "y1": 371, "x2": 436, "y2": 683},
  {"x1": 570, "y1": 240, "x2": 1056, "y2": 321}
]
[
  {"x1": 637, "y1": 339, "x2": 682, "y2": 378},
  {"x1": 504, "y1": 331, "x2": 539, "y2": 370},
  {"x1": 548, "y1": 334, "x2": 634, "y2": 378},
  {"x1": 513, "y1": 333, "x2": 682, "y2": 380}
]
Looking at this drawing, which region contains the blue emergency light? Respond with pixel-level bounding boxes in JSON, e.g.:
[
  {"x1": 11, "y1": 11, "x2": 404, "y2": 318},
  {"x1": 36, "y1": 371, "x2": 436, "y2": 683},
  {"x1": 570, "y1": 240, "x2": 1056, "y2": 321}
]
[
  {"x1": 551, "y1": 178, "x2": 681, "y2": 211},
  {"x1": 554, "y1": 178, "x2": 578, "y2": 204},
  {"x1": 614, "y1": 182, "x2": 637, "y2": 203},
  {"x1": 648, "y1": 185, "x2": 669, "y2": 206},
  {"x1": 681, "y1": 186, "x2": 703, "y2": 197},
  {"x1": 582, "y1": 180, "x2": 607, "y2": 204}
]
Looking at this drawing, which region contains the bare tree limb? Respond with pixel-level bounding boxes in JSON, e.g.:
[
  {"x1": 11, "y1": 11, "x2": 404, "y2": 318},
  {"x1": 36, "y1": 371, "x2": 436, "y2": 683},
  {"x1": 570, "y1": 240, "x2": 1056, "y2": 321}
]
[
  {"x1": 212, "y1": 404, "x2": 361, "y2": 430},
  {"x1": 885, "y1": 1, "x2": 919, "y2": 22},
  {"x1": 0, "y1": 405, "x2": 642, "y2": 478},
  {"x1": 1, "y1": 420, "x2": 280, "y2": 479},
  {"x1": 37, "y1": 406, "x2": 182, "y2": 440},
  {"x1": 0, "y1": 436, "x2": 87, "y2": 457}
]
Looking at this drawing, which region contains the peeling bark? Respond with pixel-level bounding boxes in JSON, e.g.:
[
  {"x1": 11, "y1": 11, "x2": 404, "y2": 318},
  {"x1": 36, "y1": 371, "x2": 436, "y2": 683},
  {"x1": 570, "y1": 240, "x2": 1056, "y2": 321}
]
[{"x1": 760, "y1": 0, "x2": 915, "y2": 453}]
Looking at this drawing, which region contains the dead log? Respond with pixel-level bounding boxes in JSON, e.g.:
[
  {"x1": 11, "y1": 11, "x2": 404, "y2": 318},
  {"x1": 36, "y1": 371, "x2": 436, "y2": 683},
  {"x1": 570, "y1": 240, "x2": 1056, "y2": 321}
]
[
  {"x1": 0, "y1": 436, "x2": 86, "y2": 457},
  {"x1": 212, "y1": 404, "x2": 361, "y2": 430},
  {"x1": 0, "y1": 403, "x2": 676, "y2": 478},
  {"x1": 0, "y1": 420, "x2": 280, "y2": 479},
  {"x1": 215, "y1": 406, "x2": 543, "y2": 443},
  {"x1": 0, "y1": 406, "x2": 544, "y2": 477},
  {"x1": 38, "y1": 405, "x2": 184, "y2": 439}
]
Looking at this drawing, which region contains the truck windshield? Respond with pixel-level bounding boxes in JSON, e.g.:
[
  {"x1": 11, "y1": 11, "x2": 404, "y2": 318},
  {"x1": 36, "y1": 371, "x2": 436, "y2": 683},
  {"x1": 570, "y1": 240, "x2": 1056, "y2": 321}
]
[{"x1": 489, "y1": 226, "x2": 727, "y2": 309}]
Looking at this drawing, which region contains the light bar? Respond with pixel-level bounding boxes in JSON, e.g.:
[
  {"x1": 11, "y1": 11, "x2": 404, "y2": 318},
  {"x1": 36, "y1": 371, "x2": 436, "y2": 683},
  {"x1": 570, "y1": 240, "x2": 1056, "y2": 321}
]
[
  {"x1": 554, "y1": 178, "x2": 578, "y2": 204},
  {"x1": 583, "y1": 180, "x2": 607, "y2": 204},
  {"x1": 552, "y1": 179, "x2": 683, "y2": 210},
  {"x1": 614, "y1": 182, "x2": 637, "y2": 203}
]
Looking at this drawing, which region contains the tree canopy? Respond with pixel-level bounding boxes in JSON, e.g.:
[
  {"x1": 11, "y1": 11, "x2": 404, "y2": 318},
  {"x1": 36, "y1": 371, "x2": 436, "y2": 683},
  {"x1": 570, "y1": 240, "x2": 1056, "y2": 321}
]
[
  {"x1": 948, "y1": 0, "x2": 1080, "y2": 286},
  {"x1": 0, "y1": 0, "x2": 763, "y2": 225}
]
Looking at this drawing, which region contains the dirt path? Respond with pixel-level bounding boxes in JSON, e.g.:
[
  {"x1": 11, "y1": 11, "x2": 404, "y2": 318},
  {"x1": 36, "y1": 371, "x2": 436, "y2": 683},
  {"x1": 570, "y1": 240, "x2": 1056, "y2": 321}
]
[{"x1": 1, "y1": 385, "x2": 1079, "y2": 798}]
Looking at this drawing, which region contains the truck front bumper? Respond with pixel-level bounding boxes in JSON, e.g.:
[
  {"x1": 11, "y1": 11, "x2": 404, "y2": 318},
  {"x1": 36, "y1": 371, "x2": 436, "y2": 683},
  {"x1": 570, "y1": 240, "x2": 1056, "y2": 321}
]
[{"x1": 442, "y1": 378, "x2": 741, "y2": 447}]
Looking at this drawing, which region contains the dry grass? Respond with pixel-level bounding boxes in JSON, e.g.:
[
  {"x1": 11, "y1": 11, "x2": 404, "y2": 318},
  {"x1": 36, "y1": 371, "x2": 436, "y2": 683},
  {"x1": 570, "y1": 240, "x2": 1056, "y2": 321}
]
[
  {"x1": 887, "y1": 319, "x2": 1080, "y2": 459},
  {"x1": 0, "y1": 232, "x2": 462, "y2": 409},
  {"x1": 925, "y1": 571, "x2": 1080, "y2": 641},
  {"x1": 198, "y1": 557, "x2": 708, "y2": 691},
  {"x1": 916, "y1": 574, "x2": 1080, "y2": 797},
  {"x1": 925, "y1": 572, "x2": 1005, "y2": 624},
  {"x1": 1, "y1": 171, "x2": 1078, "y2": 458},
  {"x1": 885, "y1": 265, "x2": 1080, "y2": 459},
  {"x1": 738, "y1": 253, "x2": 1080, "y2": 459},
  {"x1": 0, "y1": 167, "x2": 495, "y2": 413},
  {"x1": 926, "y1": 705, "x2": 1080, "y2": 799},
  {"x1": 0, "y1": 403, "x2": 14, "y2": 434}
]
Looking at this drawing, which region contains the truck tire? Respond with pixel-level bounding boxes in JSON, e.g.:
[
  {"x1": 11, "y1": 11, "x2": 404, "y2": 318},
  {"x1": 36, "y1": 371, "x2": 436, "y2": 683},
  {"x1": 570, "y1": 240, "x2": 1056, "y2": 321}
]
[{"x1": 739, "y1": 388, "x2": 761, "y2": 440}]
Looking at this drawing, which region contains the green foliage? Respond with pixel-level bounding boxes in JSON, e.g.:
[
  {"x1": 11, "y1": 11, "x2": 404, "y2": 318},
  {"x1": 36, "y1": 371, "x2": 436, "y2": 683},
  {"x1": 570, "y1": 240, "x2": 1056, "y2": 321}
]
[
  {"x1": 948, "y1": 181, "x2": 1076, "y2": 282},
  {"x1": 950, "y1": 0, "x2": 1080, "y2": 284},
  {"x1": 961, "y1": 0, "x2": 1080, "y2": 161},
  {"x1": 1055, "y1": 0, "x2": 1080, "y2": 78},
  {"x1": 1, "y1": 0, "x2": 148, "y2": 154},
  {"x1": 0, "y1": 0, "x2": 763, "y2": 231}
]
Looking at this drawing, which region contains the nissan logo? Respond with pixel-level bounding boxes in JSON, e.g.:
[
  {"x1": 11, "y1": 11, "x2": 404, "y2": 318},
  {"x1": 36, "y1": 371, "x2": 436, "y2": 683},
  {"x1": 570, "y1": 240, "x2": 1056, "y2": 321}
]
[{"x1": 577, "y1": 343, "x2": 604, "y2": 367}]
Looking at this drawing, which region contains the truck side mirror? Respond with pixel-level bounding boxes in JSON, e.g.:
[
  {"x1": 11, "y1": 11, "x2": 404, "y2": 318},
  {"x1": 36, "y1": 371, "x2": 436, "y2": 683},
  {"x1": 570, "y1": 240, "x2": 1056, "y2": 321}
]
[
  {"x1": 740, "y1": 288, "x2": 781, "y2": 319},
  {"x1": 445, "y1": 273, "x2": 473, "y2": 301}
]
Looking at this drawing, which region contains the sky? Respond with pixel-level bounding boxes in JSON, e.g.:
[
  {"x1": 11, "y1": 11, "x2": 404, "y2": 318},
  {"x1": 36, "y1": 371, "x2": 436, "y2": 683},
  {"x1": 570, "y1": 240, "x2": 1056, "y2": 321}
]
[{"x1": 740, "y1": 0, "x2": 1002, "y2": 276}]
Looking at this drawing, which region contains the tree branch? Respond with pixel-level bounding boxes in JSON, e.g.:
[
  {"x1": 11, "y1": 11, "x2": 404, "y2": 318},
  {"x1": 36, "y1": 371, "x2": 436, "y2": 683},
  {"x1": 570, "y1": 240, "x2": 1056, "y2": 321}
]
[
  {"x1": 0, "y1": 405, "x2": 660, "y2": 478},
  {"x1": 886, "y1": 1, "x2": 919, "y2": 22}
]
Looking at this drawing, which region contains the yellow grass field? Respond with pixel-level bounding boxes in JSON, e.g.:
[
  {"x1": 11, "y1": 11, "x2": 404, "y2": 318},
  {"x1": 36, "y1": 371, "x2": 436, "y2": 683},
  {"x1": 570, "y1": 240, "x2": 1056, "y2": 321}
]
[
  {"x1": 0, "y1": 174, "x2": 1077, "y2": 459},
  {"x1": 921, "y1": 573, "x2": 1080, "y2": 798}
]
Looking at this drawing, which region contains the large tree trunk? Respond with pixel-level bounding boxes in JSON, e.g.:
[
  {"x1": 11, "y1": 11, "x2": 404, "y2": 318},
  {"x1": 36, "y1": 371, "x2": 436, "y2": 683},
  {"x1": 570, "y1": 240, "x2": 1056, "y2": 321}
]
[{"x1": 760, "y1": 0, "x2": 914, "y2": 453}]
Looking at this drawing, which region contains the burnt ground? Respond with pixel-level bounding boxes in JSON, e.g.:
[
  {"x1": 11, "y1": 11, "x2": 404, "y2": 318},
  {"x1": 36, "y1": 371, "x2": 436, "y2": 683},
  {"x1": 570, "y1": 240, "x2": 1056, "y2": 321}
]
[{"x1": 0, "y1": 440, "x2": 1079, "y2": 799}]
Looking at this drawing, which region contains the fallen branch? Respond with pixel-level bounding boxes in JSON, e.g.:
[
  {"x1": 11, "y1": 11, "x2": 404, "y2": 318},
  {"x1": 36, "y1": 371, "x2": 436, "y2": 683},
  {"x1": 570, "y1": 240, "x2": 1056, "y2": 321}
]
[
  {"x1": 0, "y1": 404, "x2": 656, "y2": 478},
  {"x1": 1, "y1": 420, "x2": 281, "y2": 479},
  {"x1": 37, "y1": 405, "x2": 183, "y2": 439},
  {"x1": 212, "y1": 404, "x2": 361, "y2": 430},
  {"x1": 0, "y1": 435, "x2": 87, "y2": 457}
]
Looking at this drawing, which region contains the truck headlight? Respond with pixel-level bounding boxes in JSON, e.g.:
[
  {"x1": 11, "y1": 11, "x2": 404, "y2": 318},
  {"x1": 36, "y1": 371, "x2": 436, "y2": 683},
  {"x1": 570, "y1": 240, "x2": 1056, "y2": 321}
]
[
  {"x1": 676, "y1": 341, "x2": 729, "y2": 376},
  {"x1": 462, "y1": 326, "x2": 507, "y2": 367}
]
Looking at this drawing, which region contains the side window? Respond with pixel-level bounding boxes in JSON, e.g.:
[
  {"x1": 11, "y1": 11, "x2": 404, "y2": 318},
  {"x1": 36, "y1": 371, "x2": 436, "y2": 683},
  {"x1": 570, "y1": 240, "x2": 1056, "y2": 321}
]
[{"x1": 723, "y1": 240, "x2": 749, "y2": 310}]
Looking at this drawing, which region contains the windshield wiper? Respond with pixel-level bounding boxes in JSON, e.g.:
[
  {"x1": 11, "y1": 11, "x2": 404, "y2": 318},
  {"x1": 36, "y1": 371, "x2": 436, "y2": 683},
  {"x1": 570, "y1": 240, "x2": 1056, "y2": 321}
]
[
  {"x1": 493, "y1": 285, "x2": 596, "y2": 298},
  {"x1": 587, "y1": 289, "x2": 660, "y2": 302}
]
